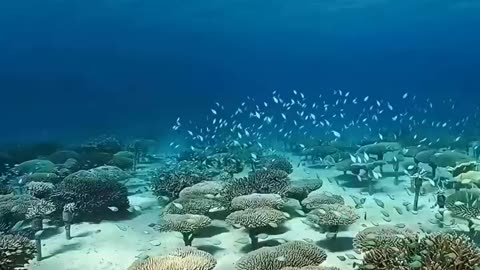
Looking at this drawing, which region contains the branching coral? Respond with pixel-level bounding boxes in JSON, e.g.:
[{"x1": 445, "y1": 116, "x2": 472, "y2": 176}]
[
  {"x1": 222, "y1": 169, "x2": 290, "y2": 201},
  {"x1": 359, "y1": 233, "x2": 480, "y2": 270},
  {"x1": 26, "y1": 199, "x2": 56, "y2": 220},
  {"x1": 446, "y1": 189, "x2": 480, "y2": 220},
  {"x1": 26, "y1": 181, "x2": 55, "y2": 199},
  {"x1": 301, "y1": 191, "x2": 345, "y2": 210},
  {"x1": 154, "y1": 214, "x2": 211, "y2": 246},
  {"x1": 0, "y1": 194, "x2": 38, "y2": 230},
  {"x1": 235, "y1": 241, "x2": 327, "y2": 270},
  {"x1": 23, "y1": 172, "x2": 62, "y2": 184},
  {"x1": 306, "y1": 203, "x2": 359, "y2": 238},
  {"x1": 0, "y1": 233, "x2": 36, "y2": 269},
  {"x1": 226, "y1": 207, "x2": 288, "y2": 248},
  {"x1": 51, "y1": 170, "x2": 129, "y2": 219},
  {"x1": 164, "y1": 197, "x2": 227, "y2": 215},
  {"x1": 230, "y1": 193, "x2": 285, "y2": 211},
  {"x1": 285, "y1": 181, "x2": 323, "y2": 201},
  {"x1": 179, "y1": 181, "x2": 224, "y2": 199},
  {"x1": 353, "y1": 225, "x2": 419, "y2": 252},
  {"x1": 151, "y1": 171, "x2": 209, "y2": 199},
  {"x1": 128, "y1": 247, "x2": 216, "y2": 270},
  {"x1": 265, "y1": 157, "x2": 294, "y2": 174}
]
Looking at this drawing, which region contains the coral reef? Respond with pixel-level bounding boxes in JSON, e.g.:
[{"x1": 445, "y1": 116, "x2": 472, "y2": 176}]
[
  {"x1": 0, "y1": 233, "x2": 36, "y2": 269},
  {"x1": 0, "y1": 194, "x2": 38, "y2": 230},
  {"x1": 359, "y1": 233, "x2": 480, "y2": 270}
]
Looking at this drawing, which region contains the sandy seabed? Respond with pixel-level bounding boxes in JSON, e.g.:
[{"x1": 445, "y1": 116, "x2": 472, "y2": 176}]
[{"x1": 29, "y1": 153, "x2": 460, "y2": 270}]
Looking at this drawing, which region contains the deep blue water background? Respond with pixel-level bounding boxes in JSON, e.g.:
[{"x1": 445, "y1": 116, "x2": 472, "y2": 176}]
[{"x1": 0, "y1": 0, "x2": 479, "y2": 142}]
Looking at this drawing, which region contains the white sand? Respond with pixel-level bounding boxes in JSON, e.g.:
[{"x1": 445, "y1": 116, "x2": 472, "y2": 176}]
[{"x1": 30, "y1": 154, "x2": 456, "y2": 270}]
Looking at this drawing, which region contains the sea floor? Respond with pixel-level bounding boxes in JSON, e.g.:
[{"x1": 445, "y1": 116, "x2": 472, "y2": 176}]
[{"x1": 29, "y1": 153, "x2": 463, "y2": 270}]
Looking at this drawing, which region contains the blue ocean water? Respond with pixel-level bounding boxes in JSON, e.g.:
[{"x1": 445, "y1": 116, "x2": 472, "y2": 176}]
[{"x1": 0, "y1": 0, "x2": 479, "y2": 142}]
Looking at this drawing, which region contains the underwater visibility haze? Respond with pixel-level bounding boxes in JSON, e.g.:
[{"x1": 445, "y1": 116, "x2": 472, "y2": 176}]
[{"x1": 1, "y1": 1, "x2": 480, "y2": 270}]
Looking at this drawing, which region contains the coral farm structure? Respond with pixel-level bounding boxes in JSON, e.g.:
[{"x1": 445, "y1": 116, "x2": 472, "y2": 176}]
[{"x1": 2, "y1": 89, "x2": 480, "y2": 270}]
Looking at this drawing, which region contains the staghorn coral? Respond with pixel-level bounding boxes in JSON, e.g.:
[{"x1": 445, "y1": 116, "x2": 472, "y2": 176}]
[
  {"x1": 226, "y1": 207, "x2": 288, "y2": 248},
  {"x1": 164, "y1": 196, "x2": 227, "y2": 215},
  {"x1": 128, "y1": 247, "x2": 216, "y2": 270},
  {"x1": 235, "y1": 241, "x2": 327, "y2": 270},
  {"x1": 222, "y1": 169, "x2": 290, "y2": 201},
  {"x1": 26, "y1": 199, "x2": 56, "y2": 220},
  {"x1": 154, "y1": 214, "x2": 211, "y2": 246},
  {"x1": 231, "y1": 193, "x2": 285, "y2": 211},
  {"x1": 301, "y1": 191, "x2": 345, "y2": 210},
  {"x1": 26, "y1": 181, "x2": 55, "y2": 199},
  {"x1": 285, "y1": 180, "x2": 323, "y2": 201},
  {"x1": 359, "y1": 233, "x2": 480, "y2": 270},
  {"x1": 51, "y1": 170, "x2": 129, "y2": 220},
  {"x1": 353, "y1": 225, "x2": 419, "y2": 252},
  {"x1": 446, "y1": 189, "x2": 480, "y2": 220},
  {"x1": 151, "y1": 171, "x2": 209, "y2": 199},
  {"x1": 0, "y1": 233, "x2": 36, "y2": 270}
]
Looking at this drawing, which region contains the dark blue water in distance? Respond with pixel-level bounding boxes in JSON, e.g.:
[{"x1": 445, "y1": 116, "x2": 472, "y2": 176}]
[{"x1": 0, "y1": 0, "x2": 479, "y2": 143}]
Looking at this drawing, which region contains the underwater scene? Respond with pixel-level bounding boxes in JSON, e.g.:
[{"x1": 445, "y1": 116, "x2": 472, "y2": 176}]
[{"x1": 1, "y1": 1, "x2": 480, "y2": 270}]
